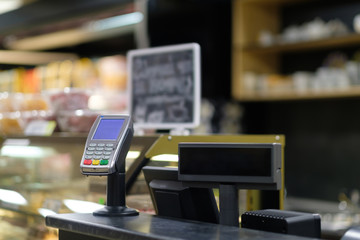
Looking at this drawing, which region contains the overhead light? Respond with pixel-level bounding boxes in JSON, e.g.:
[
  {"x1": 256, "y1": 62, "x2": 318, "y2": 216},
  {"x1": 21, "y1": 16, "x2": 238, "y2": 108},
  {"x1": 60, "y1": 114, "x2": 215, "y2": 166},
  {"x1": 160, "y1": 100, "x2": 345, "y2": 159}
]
[
  {"x1": 0, "y1": 50, "x2": 78, "y2": 65},
  {"x1": 5, "y1": 12, "x2": 144, "y2": 51},
  {"x1": 0, "y1": 0, "x2": 22, "y2": 14},
  {"x1": 63, "y1": 199, "x2": 104, "y2": 213},
  {"x1": 0, "y1": 189, "x2": 27, "y2": 206},
  {"x1": 1, "y1": 145, "x2": 55, "y2": 158},
  {"x1": 38, "y1": 208, "x2": 57, "y2": 217},
  {"x1": 88, "y1": 95, "x2": 108, "y2": 110},
  {"x1": 151, "y1": 154, "x2": 178, "y2": 162},
  {"x1": 127, "y1": 150, "x2": 141, "y2": 160},
  {"x1": 87, "y1": 12, "x2": 143, "y2": 32}
]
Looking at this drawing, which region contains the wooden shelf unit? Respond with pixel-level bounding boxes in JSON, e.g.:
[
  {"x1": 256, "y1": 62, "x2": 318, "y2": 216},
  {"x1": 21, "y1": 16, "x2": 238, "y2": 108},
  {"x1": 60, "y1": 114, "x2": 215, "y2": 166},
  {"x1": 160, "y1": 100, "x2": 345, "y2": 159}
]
[
  {"x1": 238, "y1": 86, "x2": 360, "y2": 101},
  {"x1": 232, "y1": 0, "x2": 360, "y2": 101},
  {"x1": 242, "y1": 33, "x2": 360, "y2": 54}
]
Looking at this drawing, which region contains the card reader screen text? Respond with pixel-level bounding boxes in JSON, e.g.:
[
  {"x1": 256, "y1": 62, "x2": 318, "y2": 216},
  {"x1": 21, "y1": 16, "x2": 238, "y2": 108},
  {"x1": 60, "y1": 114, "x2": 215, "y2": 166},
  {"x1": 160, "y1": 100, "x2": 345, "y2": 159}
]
[{"x1": 92, "y1": 119, "x2": 125, "y2": 140}]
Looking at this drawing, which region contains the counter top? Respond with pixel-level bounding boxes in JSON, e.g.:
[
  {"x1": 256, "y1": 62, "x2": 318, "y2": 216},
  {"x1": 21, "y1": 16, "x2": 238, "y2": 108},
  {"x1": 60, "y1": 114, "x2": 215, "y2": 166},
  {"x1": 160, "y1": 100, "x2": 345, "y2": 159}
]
[{"x1": 46, "y1": 212, "x2": 315, "y2": 240}]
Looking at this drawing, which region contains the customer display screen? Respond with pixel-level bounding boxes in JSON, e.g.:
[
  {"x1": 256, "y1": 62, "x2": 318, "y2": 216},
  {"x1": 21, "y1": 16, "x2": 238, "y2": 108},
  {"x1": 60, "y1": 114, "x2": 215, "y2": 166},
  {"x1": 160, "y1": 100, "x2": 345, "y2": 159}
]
[
  {"x1": 92, "y1": 119, "x2": 125, "y2": 140},
  {"x1": 179, "y1": 146, "x2": 271, "y2": 177}
]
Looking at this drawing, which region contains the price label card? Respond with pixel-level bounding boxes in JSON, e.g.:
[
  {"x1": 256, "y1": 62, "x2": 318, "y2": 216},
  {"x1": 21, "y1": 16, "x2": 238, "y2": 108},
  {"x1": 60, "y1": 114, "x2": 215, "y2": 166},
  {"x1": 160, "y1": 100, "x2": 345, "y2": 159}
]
[{"x1": 24, "y1": 120, "x2": 56, "y2": 136}]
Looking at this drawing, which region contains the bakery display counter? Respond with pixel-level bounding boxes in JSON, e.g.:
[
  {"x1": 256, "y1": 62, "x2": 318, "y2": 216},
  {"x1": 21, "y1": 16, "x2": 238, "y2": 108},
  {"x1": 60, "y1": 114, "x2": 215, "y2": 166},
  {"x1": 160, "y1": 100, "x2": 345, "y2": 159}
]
[
  {"x1": 0, "y1": 208, "x2": 57, "y2": 240},
  {"x1": 0, "y1": 134, "x2": 158, "y2": 240}
]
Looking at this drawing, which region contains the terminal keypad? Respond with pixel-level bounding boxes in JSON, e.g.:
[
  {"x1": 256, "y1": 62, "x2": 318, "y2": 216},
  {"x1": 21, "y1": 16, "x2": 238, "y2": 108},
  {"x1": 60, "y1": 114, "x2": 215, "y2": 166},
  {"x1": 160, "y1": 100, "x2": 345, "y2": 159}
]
[{"x1": 83, "y1": 143, "x2": 115, "y2": 166}]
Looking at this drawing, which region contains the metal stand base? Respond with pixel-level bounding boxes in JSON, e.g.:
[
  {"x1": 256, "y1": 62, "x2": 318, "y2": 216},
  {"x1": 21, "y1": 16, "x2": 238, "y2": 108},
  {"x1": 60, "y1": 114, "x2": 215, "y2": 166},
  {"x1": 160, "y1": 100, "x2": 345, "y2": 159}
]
[
  {"x1": 93, "y1": 206, "x2": 139, "y2": 217},
  {"x1": 93, "y1": 172, "x2": 139, "y2": 217}
]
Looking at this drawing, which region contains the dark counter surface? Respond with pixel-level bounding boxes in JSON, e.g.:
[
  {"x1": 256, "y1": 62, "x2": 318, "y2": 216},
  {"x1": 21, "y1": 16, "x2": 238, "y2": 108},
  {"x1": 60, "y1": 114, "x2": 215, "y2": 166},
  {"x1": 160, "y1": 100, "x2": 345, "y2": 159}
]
[{"x1": 46, "y1": 212, "x2": 316, "y2": 240}]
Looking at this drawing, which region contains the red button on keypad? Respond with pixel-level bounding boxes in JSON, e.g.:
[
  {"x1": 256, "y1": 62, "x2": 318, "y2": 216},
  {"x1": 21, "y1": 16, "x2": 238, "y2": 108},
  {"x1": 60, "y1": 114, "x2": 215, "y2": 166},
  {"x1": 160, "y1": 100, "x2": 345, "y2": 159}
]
[{"x1": 84, "y1": 159, "x2": 92, "y2": 165}]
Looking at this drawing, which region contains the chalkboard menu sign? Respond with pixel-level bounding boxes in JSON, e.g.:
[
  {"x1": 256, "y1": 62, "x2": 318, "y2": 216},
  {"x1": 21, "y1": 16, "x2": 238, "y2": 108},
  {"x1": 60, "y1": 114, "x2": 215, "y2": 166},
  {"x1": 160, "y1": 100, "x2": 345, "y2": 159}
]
[{"x1": 127, "y1": 43, "x2": 201, "y2": 130}]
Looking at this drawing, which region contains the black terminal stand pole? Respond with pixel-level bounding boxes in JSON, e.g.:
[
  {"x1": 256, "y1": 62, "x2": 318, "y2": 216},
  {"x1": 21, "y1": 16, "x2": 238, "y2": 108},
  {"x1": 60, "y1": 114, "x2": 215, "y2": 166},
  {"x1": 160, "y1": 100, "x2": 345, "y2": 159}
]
[
  {"x1": 93, "y1": 129, "x2": 138, "y2": 217},
  {"x1": 107, "y1": 171, "x2": 126, "y2": 207},
  {"x1": 93, "y1": 172, "x2": 138, "y2": 216},
  {"x1": 93, "y1": 162, "x2": 139, "y2": 217},
  {"x1": 219, "y1": 184, "x2": 239, "y2": 227}
]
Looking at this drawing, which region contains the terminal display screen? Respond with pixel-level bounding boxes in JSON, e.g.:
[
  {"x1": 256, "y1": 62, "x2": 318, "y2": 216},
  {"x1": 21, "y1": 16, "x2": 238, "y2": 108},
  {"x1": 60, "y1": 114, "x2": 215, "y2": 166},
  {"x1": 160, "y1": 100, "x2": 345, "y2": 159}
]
[{"x1": 92, "y1": 119, "x2": 125, "y2": 140}]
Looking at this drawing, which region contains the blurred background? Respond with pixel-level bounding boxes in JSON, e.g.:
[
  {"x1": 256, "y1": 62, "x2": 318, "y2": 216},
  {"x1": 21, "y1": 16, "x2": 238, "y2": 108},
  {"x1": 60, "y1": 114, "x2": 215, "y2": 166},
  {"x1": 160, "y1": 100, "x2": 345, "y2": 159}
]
[{"x1": 1, "y1": 0, "x2": 360, "y2": 239}]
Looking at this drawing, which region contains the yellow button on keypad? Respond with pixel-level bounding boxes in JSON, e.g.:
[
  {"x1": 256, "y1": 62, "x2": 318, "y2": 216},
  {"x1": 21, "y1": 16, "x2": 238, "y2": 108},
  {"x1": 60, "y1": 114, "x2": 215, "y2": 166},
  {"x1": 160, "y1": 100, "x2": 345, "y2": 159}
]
[{"x1": 92, "y1": 160, "x2": 100, "y2": 165}]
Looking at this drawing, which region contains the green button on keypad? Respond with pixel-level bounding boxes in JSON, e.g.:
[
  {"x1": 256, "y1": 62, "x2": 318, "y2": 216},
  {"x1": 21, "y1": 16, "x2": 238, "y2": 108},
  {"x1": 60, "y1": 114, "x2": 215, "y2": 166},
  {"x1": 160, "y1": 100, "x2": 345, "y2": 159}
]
[{"x1": 100, "y1": 159, "x2": 109, "y2": 165}]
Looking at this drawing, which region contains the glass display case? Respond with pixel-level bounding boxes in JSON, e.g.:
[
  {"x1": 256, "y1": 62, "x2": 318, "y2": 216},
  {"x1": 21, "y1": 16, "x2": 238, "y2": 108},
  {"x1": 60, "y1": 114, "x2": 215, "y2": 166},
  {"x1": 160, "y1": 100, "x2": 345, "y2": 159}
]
[{"x1": 0, "y1": 134, "x2": 158, "y2": 240}]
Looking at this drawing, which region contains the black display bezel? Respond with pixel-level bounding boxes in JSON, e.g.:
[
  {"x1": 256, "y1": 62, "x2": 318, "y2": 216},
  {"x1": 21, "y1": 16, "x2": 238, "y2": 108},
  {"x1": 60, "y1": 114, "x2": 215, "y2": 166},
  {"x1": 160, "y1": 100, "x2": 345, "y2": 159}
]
[{"x1": 178, "y1": 143, "x2": 281, "y2": 186}]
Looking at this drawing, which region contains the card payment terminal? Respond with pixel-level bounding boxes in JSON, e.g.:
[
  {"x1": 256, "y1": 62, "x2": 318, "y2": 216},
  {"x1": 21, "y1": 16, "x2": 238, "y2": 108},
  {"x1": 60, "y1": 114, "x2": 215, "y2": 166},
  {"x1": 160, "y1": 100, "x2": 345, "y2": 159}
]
[
  {"x1": 80, "y1": 115, "x2": 133, "y2": 175},
  {"x1": 79, "y1": 115, "x2": 138, "y2": 216}
]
